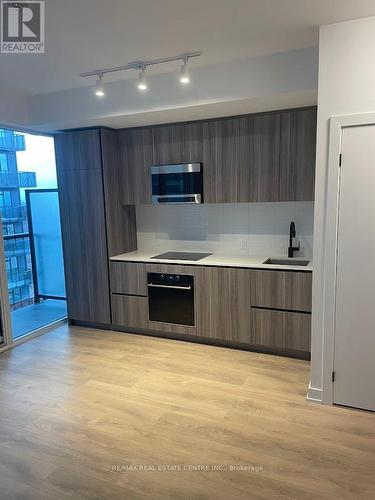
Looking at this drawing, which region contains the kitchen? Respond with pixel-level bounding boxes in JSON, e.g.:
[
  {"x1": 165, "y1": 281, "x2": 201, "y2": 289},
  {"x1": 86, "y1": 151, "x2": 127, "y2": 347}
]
[
  {"x1": 55, "y1": 107, "x2": 315, "y2": 359},
  {"x1": 1, "y1": 2, "x2": 375, "y2": 499}
]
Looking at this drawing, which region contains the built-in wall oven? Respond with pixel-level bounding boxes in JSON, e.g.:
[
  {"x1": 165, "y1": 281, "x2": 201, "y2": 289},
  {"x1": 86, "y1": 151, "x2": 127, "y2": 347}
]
[
  {"x1": 147, "y1": 273, "x2": 195, "y2": 326},
  {"x1": 151, "y1": 163, "x2": 203, "y2": 204}
]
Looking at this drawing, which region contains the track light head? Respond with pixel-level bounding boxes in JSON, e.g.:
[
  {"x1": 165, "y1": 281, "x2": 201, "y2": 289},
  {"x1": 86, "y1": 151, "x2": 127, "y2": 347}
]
[
  {"x1": 94, "y1": 73, "x2": 105, "y2": 97},
  {"x1": 180, "y1": 58, "x2": 190, "y2": 85},
  {"x1": 137, "y1": 66, "x2": 148, "y2": 91}
]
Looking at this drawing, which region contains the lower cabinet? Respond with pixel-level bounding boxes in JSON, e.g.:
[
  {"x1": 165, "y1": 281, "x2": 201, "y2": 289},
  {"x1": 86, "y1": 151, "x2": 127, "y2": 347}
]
[
  {"x1": 197, "y1": 267, "x2": 251, "y2": 344},
  {"x1": 251, "y1": 308, "x2": 311, "y2": 353},
  {"x1": 111, "y1": 294, "x2": 148, "y2": 329},
  {"x1": 109, "y1": 261, "x2": 312, "y2": 357}
]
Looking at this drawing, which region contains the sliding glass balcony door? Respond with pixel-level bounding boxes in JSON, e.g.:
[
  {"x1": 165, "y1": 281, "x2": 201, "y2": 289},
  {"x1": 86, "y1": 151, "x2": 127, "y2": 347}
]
[{"x1": 0, "y1": 129, "x2": 67, "y2": 345}]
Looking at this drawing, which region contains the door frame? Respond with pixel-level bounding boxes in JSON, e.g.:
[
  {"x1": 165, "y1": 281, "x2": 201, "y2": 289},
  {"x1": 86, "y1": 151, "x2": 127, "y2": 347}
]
[{"x1": 322, "y1": 111, "x2": 375, "y2": 404}]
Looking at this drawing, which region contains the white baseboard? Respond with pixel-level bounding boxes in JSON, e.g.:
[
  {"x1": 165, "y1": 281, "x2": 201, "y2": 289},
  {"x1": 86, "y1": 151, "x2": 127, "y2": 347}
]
[{"x1": 306, "y1": 382, "x2": 323, "y2": 403}]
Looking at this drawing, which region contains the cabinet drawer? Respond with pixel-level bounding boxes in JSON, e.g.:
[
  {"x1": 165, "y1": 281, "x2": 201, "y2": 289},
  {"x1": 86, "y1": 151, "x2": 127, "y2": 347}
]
[
  {"x1": 110, "y1": 262, "x2": 147, "y2": 296},
  {"x1": 111, "y1": 294, "x2": 148, "y2": 329},
  {"x1": 251, "y1": 270, "x2": 312, "y2": 312},
  {"x1": 251, "y1": 309, "x2": 311, "y2": 352}
]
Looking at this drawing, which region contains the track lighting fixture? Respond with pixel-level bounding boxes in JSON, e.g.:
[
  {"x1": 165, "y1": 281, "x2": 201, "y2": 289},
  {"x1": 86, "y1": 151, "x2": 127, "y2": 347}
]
[
  {"x1": 137, "y1": 66, "x2": 148, "y2": 91},
  {"x1": 94, "y1": 73, "x2": 105, "y2": 97},
  {"x1": 180, "y1": 58, "x2": 190, "y2": 85},
  {"x1": 83, "y1": 51, "x2": 202, "y2": 98}
]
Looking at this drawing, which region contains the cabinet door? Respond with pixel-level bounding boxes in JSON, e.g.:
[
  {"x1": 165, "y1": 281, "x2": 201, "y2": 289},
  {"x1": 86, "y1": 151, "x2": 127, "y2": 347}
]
[
  {"x1": 110, "y1": 262, "x2": 147, "y2": 296},
  {"x1": 251, "y1": 270, "x2": 312, "y2": 312},
  {"x1": 121, "y1": 128, "x2": 153, "y2": 205},
  {"x1": 101, "y1": 129, "x2": 137, "y2": 256},
  {"x1": 112, "y1": 294, "x2": 148, "y2": 329},
  {"x1": 152, "y1": 123, "x2": 204, "y2": 166},
  {"x1": 251, "y1": 309, "x2": 311, "y2": 353},
  {"x1": 152, "y1": 124, "x2": 185, "y2": 165},
  {"x1": 213, "y1": 118, "x2": 254, "y2": 203},
  {"x1": 55, "y1": 130, "x2": 111, "y2": 324},
  {"x1": 198, "y1": 267, "x2": 251, "y2": 343},
  {"x1": 54, "y1": 129, "x2": 102, "y2": 172},
  {"x1": 253, "y1": 113, "x2": 281, "y2": 201},
  {"x1": 280, "y1": 108, "x2": 317, "y2": 201}
]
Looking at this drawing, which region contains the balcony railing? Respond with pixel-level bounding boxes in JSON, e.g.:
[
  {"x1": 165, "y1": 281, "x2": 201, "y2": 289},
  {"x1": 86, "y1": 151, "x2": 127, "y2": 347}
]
[
  {"x1": 3, "y1": 233, "x2": 34, "y2": 305},
  {"x1": 0, "y1": 171, "x2": 36, "y2": 188},
  {"x1": 0, "y1": 131, "x2": 25, "y2": 152}
]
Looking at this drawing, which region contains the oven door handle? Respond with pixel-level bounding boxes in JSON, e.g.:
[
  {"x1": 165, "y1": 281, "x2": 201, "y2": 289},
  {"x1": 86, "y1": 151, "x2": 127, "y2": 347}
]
[{"x1": 147, "y1": 283, "x2": 192, "y2": 291}]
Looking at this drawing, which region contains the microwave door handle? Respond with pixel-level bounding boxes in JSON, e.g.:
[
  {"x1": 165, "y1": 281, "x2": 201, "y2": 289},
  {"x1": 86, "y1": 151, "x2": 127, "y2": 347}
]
[{"x1": 147, "y1": 283, "x2": 192, "y2": 291}]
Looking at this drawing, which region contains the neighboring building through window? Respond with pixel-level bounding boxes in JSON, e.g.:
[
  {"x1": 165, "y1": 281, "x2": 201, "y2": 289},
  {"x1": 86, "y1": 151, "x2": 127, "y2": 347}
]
[
  {"x1": 0, "y1": 129, "x2": 36, "y2": 307},
  {"x1": 0, "y1": 153, "x2": 8, "y2": 171}
]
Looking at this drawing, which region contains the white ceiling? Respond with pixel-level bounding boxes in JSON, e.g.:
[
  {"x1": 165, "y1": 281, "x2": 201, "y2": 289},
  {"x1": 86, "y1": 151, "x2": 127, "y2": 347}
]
[{"x1": 1, "y1": 0, "x2": 375, "y2": 96}]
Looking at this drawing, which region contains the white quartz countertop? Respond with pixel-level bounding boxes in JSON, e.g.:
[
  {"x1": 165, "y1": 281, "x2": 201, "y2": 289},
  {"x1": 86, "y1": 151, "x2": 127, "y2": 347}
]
[{"x1": 110, "y1": 250, "x2": 313, "y2": 272}]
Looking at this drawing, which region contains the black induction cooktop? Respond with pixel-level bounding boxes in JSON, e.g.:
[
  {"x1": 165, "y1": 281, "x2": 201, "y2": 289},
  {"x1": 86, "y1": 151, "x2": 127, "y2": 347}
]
[{"x1": 150, "y1": 251, "x2": 212, "y2": 261}]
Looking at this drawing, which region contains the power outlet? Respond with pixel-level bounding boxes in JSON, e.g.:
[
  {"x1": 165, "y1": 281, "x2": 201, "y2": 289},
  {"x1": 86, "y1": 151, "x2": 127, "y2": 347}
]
[{"x1": 240, "y1": 239, "x2": 248, "y2": 250}]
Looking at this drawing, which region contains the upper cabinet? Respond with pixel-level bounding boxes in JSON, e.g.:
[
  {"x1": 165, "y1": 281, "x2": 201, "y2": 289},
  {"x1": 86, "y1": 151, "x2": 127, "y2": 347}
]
[
  {"x1": 253, "y1": 113, "x2": 281, "y2": 202},
  {"x1": 122, "y1": 106, "x2": 317, "y2": 205},
  {"x1": 279, "y1": 108, "x2": 317, "y2": 201},
  {"x1": 207, "y1": 117, "x2": 254, "y2": 203},
  {"x1": 119, "y1": 127, "x2": 153, "y2": 205}
]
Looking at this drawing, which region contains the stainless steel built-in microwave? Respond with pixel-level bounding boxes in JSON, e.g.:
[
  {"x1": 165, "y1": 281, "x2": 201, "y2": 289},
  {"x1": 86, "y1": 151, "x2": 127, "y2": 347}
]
[{"x1": 150, "y1": 163, "x2": 203, "y2": 204}]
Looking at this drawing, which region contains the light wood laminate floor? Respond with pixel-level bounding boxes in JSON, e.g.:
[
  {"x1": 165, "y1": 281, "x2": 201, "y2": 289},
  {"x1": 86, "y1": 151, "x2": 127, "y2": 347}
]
[{"x1": 0, "y1": 325, "x2": 374, "y2": 500}]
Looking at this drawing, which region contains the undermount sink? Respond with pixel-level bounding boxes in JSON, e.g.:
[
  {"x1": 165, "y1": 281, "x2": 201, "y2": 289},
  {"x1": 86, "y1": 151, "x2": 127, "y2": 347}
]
[{"x1": 263, "y1": 258, "x2": 310, "y2": 266}]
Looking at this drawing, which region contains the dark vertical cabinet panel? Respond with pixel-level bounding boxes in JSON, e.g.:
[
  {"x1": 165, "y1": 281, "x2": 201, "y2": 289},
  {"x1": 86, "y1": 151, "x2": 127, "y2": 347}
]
[
  {"x1": 253, "y1": 113, "x2": 281, "y2": 202},
  {"x1": 101, "y1": 129, "x2": 137, "y2": 256},
  {"x1": 279, "y1": 108, "x2": 317, "y2": 201},
  {"x1": 152, "y1": 122, "x2": 204, "y2": 166},
  {"x1": 54, "y1": 129, "x2": 102, "y2": 171},
  {"x1": 213, "y1": 117, "x2": 255, "y2": 203},
  {"x1": 198, "y1": 267, "x2": 251, "y2": 343},
  {"x1": 152, "y1": 124, "x2": 187, "y2": 165},
  {"x1": 185, "y1": 122, "x2": 204, "y2": 163},
  {"x1": 55, "y1": 130, "x2": 111, "y2": 324},
  {"x1": 121, "y1": 128, "x2": 153, "y2": 205}
]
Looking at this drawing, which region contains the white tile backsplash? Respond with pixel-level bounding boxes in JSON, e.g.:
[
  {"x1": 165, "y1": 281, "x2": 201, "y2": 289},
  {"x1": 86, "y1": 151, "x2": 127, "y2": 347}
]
[{"x1": 136, "y1": 202, "x2": 314, "y2": 258}]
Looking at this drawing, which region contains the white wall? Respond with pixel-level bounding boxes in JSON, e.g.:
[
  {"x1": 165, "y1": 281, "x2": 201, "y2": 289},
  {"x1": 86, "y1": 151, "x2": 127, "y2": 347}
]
[
  {"x1": 0, "y1": 85, "x2": 29, "y2": 129},
  {"x1": 309, "y1": 16, "x2": 375, "y2": 403},
  {"x1": 136, "y1": 202, "x2": 314, "y2": 257}
]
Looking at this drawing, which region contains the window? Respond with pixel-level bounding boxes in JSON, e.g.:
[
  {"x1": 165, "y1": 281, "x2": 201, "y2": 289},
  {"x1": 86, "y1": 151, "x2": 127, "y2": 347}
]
[{"x1": 0, "y1": 153, "x2": 8, "y2": 172}]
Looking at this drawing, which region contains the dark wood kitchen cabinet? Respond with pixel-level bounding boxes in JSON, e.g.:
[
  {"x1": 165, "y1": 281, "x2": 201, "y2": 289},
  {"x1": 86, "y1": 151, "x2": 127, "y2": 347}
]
[
  {"x1": 253, "y1": 113, "x2": 281, "y2": 202},
  {"x1": 251, "y1": 309, "x2": 311, "y2": 353},
  {"x1": 197, "y1": 267, "x2": 252, "y2": 344},
  {"x1": 209, "y1": 117, "x2": 255, "y2": 203},
  {"x1": 55, "y1": 128, "x2": 136, "y2": 325},
  {"x1": 250, "y1": 270, "x2": 312, "y2": 312},
  {"x1": 111, "y1": 294, "x2": 148, "y2": 329},
  {"x1": 121, "y1": 107, "x2": 316, "y2": 204},
  {"x1": 119, "y1": 127, "x2": 153, "y2": 205},
  {"x1": 152, "y1": 122, "x2": 204, "y2": 166},
  {"x1": 279, "y1": 108, "x2": 317, "y2": 201},
  {"x1": 110, "y1": 261, "x2": 148, "y2": 296},
  {"x1": 55, "y1": 130, "x2": 110, "y2": 324},
  {"x1": 250, "y1": 269, "x2": 312, "y2": 356},
  {"x1": 123, "y1": 122, "x2": 206, "y2": 204}
]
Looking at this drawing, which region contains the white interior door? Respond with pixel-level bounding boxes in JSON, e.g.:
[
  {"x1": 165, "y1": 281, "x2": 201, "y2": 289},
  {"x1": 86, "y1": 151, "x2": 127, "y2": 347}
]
[{"x1": 334, "y1": 123, "x2": 375, "y2": 411}]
